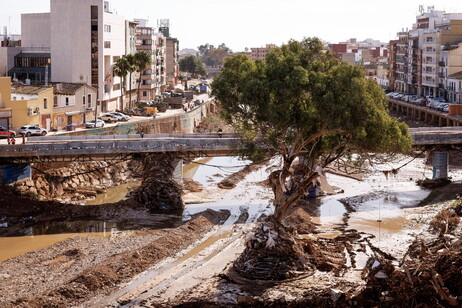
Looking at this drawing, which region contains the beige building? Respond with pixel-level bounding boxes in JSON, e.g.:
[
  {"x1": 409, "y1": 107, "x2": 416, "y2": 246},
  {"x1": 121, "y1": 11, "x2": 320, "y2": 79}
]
[
  {"x1": 0, "y1": 77, "x2": 13, "y2": 128},
  {"x1": 52, "y1": 83, "x2": 97, "y2": 131},
  {"x1": 7, "y1": 84, "x2": 54, "y2": 131},
  {"x1": 250, "y1": 44, "x2": 276, "y2": 61}
]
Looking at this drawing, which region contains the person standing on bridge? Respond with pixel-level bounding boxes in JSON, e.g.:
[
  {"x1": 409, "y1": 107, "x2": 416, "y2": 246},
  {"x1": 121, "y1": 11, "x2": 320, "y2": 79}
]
[
  {"x1": 10, "y1": 137, "x2": 16, "y2": 145},
  {"x1": 22, "y1": 134, "x2": 26, "y2": 144}
]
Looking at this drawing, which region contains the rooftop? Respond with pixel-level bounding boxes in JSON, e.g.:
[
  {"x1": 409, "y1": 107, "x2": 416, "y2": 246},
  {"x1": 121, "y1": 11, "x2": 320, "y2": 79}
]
[
  {"x1": 53, "y1": 83, "x2": 91, "y2": 95},
  {"x1": 448, "y1": 71, "x2": 462, "y2": 80},
  {"x1": 12, "y1": 85, "x2": 52, "y2": 95}
]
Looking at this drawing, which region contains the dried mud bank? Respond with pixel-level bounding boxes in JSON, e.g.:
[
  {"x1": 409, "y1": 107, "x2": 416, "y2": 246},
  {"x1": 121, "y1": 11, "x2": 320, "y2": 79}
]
[{"x1": 0, "y1": 209, "x2": 230, "y2": 308}]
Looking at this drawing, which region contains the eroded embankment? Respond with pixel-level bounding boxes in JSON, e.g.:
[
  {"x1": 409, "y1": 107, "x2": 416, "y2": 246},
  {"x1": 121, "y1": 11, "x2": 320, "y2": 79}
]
[{"x1": 0, "y1": 209, "x2": 230, "y2": 308}]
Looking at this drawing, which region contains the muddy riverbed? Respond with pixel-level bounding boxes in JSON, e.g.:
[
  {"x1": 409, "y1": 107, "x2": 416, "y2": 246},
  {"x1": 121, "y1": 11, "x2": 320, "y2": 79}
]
[{"x1": 0, "y1": 155, "x2": 462, "y2": 307}]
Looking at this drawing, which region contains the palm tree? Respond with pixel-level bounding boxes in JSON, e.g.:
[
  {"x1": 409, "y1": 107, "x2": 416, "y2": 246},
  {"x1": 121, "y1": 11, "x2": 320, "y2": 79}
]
[
  {"x1": 126, "y1": 54, "x2": 136, "y2": 108},
  {"x1": 134, "y1": 51, "x2": 152, "y2": 103},
  {"x1": 113, "y1": 56, "x2": 130, "y2": 111}
]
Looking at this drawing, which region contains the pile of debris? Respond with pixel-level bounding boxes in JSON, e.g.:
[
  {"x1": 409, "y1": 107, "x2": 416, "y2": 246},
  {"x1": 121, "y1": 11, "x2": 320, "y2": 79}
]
[
  {"x1": 132, "y1": 153, "x2": 184, "y2": 214},
  {"x1": 349, "y1": 204, "x2": 462, "y2": 307},
  {"x1": 233, "y1": 222, "x2": 315, "y2": 281},
  {"x1": 416, "y1": 177, "x2": 451, "y2": 189}
]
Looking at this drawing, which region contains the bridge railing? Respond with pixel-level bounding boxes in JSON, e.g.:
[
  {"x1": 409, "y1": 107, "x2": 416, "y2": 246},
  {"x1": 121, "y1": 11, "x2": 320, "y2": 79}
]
[
  {"x1": 0, "y1": 138, "x2": 244, "y2": 158},
  {"x1": 29, "y1": 133, "x2": 240, "y2": 143}
]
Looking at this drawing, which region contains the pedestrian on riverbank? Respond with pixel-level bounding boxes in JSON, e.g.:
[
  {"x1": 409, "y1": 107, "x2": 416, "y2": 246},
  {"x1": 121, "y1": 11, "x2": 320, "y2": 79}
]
[
  {"x1": 217, "y1": 128, "x2": 223, "y2": 138},
  {"x1": 11, "y1": 137, "x2": 16, "y2": 145},
  {"x1": 22, "y1": 134, "x2": 26, "y2": 144},
  {"x1": 7, "y1": 136, "x2": 10, "y2": 144}
]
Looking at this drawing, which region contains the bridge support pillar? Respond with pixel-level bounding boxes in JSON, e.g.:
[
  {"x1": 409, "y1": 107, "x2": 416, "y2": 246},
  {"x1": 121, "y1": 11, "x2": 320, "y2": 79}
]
[
  {"x1": 438, "y1": 117, "x2": 443, "y2": 127},
  {"x1": 0, "y1": 164, "x2": 31, "y2": 185},
  {"x1": 432, "y1": 151, "x2": 448, "y2": 179},
  {"x1": 172, "y1": 158, "x2": 183, "y2": 187}
]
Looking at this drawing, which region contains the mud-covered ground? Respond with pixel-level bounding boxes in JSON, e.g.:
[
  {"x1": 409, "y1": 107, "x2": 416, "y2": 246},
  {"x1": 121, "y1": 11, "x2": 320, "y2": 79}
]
[{"x1": 1, "y1": 157, "x2": 462, "y2": 307}]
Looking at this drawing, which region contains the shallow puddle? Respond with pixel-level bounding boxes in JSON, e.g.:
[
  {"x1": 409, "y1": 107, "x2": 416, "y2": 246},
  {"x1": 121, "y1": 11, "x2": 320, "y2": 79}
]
[{"x1": 86, "y1": 181, "x2": 141, "y2": 205}]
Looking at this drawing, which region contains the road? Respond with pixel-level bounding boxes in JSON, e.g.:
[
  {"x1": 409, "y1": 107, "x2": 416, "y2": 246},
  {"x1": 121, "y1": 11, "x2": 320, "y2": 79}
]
[{"x1": 0, "y1": 93, "x2": 211, "y2": 145}]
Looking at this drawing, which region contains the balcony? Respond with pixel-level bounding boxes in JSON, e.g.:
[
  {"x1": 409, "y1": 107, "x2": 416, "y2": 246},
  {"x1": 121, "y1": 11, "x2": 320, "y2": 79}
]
[
  {"x1": 136, "y1": 45, "x2": 152, "y2": 51},
  {"x1": 439, "y1": 61, "x2": 446, "y2": 67},
  {"x1": 140, "y1": 83, "x2": 155, "y2": 90}
]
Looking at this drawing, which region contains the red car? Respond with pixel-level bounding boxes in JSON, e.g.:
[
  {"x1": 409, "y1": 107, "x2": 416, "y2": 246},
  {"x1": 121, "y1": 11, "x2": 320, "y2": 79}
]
[{"x1": 0, "y1": 127, "x2": 16, "y2": 138}]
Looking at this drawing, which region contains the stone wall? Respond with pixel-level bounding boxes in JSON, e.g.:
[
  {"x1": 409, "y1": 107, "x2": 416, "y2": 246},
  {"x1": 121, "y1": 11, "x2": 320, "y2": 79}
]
[{"x1": 14, "y1": 161, "x2": 134, "y2": 204}]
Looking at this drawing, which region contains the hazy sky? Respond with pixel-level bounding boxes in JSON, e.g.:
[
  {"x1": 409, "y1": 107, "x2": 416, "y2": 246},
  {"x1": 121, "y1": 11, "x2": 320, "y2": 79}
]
[{"x1": 1, "y1": 0, "x2": 461, "y2": 51}]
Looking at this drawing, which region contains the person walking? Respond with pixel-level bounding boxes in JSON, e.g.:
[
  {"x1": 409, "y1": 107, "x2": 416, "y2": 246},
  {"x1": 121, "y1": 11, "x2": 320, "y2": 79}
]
[
  {"x1": 22, "y1": 134, "x2": 26, "y2": 144},
  {"x1": 10, "y1": 137, "x2": 16, "y2": 145},
  {"x1": 217, "y1": 128, "x2": 223, "y2": 138},
  {"x1": 7, "y1": 136, "x2": 10, "y2": 145}
]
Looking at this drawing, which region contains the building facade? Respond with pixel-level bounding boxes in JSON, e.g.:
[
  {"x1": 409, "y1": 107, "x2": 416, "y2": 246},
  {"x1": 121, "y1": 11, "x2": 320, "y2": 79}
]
[
  {"x1": 52, "y1": 83, "x2": 97, "y2": 130},
  {"x1": 250, "y1": 44, "x2": 276, "y2": 61}
]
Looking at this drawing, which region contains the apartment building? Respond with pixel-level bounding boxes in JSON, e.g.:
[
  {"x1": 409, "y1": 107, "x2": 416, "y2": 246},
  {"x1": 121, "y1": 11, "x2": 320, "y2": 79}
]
[
  {"x1": 20, "y1": 0, "x2": 128, "y2": 114},
  {"x1": 389, "y1": 8, "x2": 462, "y2": 98},
  {"x1": 250, "y1": 44, "x2": 276, "y2": 61},
  {"x1": 135, "y1": 26, "x2": 157, "y2": 101}
]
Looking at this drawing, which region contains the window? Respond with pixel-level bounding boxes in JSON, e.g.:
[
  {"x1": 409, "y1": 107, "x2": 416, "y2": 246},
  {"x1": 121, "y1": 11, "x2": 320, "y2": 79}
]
[
  {"x1": 65, "y1": 97, "x2": 69, "y2": 106},
  {"x1": 53, "y1": 96, "x2": 58, "y2": 107},
  {"x1": 104, "y1": 41, "x2": 111, "y2": 48},
  {"x1": 113, "y1": 83, "x2": 121, "y2": 91},
  {"x1": 113, "y1": 56, "x2": 120, "y2": 62},
  {"x1": 88, "y1": 94, "x2": 92, "y2": 107},
  {"x1": 143, "y1": 91, "x2": 147, "y2": 96},
  {"x1": 43, "y1": 98, "x2": 48, "y2": 109},
  {"x1": 83, "y1": 95, "x2": 86, "y2": 105},
  {"x1": 104, "y1": 25, "x2": 111, "y2": 32}
]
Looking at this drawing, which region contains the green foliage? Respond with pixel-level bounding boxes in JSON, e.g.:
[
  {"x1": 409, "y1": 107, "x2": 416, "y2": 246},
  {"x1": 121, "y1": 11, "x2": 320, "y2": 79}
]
[
  {"x1": 179, "y1": 55, "x2": 206, "y2": 77},
  {"x1": 113, "y1": 56, "x2": 132, "y2": 110},
  {"x1": 197, "y1": 43, "x2": 232, "y2": 66},
  {"x1": 212, "y1": 38, "x2": 412, "y2": 162}
]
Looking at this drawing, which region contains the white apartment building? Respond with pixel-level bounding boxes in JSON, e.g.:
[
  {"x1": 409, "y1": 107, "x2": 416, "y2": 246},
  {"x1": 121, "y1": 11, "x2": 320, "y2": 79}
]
[{"x1": 21, "y1": 0, "x2": 128, "y2": 113}]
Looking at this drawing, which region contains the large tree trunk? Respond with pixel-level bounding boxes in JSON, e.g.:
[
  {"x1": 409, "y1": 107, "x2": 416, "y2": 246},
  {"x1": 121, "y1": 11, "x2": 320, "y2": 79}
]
[{"x1": 269, "y1": 169, "x2": 319, "y2": 223}]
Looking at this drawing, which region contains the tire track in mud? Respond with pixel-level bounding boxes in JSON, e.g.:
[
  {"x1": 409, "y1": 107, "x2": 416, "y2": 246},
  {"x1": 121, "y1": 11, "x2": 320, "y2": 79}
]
[{"x1": 95, "y1": 206, "x2": 268, "y2": 307}]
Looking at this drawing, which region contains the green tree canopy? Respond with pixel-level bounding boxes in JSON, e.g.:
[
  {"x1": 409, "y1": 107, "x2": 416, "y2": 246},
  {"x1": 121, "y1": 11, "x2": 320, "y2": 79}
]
[
  {"x1": 179, "y1": 55, "x2": 206, "y2": 77},
  {"x1": 212, "y1": 38, "x2": 412, "y2": 222},
  {"x1": 113, "y1": 56, "x2": 132, "y2": 110},
  {"x1": 197, "y1": 43, "x2": 232, "y2": 66}
]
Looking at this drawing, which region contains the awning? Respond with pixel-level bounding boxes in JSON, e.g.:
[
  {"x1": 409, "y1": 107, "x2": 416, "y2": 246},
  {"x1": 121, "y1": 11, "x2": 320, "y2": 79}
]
[
  {"x1": 65, "y1": 110, "x2": 85, "y2": 116},
  {"x1": 8, "y1": 67, "x2": 48, "y2": 75}
]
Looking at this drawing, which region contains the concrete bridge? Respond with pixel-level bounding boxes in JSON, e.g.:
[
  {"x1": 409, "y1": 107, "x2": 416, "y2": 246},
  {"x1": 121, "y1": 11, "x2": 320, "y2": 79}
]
[
  {"x1": 0, "y1": 133, "x2": 244, "y2": 164},
  {"x1": 0, "y1": 128, "x2": 461, "y2": 163},
  {"x1": 1, "y1": 129, "x2": 462, "y2": 184}
]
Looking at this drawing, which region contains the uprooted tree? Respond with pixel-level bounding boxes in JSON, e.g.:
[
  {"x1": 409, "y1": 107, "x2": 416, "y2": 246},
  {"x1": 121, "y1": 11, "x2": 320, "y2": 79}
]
[{"x1": 212, "y1": 38, "x2": 413, "y2": 280}]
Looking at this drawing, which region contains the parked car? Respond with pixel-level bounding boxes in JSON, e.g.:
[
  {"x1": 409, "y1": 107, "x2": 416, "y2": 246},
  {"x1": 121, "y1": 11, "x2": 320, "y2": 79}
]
[
  {"x1": 0, "y1": 127, "x2": 16, "y2": 138},
  {"x1": 415, "y1": 98, "x2": 427, "y2": 106},
  {"x1": 428, "y1": 98, "x2": 446, "y2": 109},
  {"x1": 443, "y1": 105, "x2": 450, "y2": 113},
  {"x1": 18, "y1": 125, "x2": 47, "y2": 136},
  {"x1": 110, "y1": 112, "x2": 130, "y2": 121},
  {"x1": 99, "y1": 113, "x2": 119, "y2": 123},
  {"x1": 437, "y1": 103, "x2": 449, "y2": 111},
  {"x1": 85, "y1": 119, "x2": 105, "y2": 128}
]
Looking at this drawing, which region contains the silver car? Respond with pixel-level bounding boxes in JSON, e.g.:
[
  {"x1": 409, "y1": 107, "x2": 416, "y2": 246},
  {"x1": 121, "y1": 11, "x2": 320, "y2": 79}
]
[
  {"x1": 18, "y1": 125, "x2": 48, "y2": 136},
  {"x1": 110, "y1": 112, "x2": 130, "y2": 121}
]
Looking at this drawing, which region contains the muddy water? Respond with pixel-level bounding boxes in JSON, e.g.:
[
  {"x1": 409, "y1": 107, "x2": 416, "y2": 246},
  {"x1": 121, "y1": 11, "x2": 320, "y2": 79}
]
[
  {"x1": 0, "y1": 232, "x2": 108, "y2": 262},
  {"x1": 0, "y1": 181, "x2": 149, "y2": 262},
  {"x1": 86, "y1": 181, "x2": 141, "y2": 205}
]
